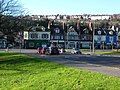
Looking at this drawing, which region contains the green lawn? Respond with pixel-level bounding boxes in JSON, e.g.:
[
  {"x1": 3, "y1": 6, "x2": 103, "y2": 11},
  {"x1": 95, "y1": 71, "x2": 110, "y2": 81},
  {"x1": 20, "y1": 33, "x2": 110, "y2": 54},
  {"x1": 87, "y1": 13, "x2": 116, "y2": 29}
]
[
  {"x1": 0, "y1": 53, "x2": 120, "y2": 90},
  {"x1": 95, "y1": 51, "x2": 120, "y2": 55}
]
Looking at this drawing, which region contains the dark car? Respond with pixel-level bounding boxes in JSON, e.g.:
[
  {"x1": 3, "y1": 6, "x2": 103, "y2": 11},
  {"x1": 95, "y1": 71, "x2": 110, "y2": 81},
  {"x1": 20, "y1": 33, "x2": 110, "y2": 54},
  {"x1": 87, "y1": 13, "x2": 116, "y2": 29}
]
[{"x1": 51, "y1": 47, "x2": 59, "y2": 55}]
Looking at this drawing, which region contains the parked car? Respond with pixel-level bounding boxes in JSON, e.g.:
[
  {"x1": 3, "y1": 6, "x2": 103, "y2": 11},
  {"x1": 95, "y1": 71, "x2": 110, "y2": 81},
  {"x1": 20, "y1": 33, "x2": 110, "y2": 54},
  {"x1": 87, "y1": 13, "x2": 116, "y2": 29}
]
[
  {"x1": 59, "y1": 48, "x2": 63, "y2": 54},
  {"x1": 71, "y1": 48, "x2": 82, "y2": 54},
  {"x1": 45, "y1": 47, "x2": 51, "y2": 55},
  {"x1": 37, "y1": 46, "x2": 60, "y2": 55},
  {"x1": 37, "y1": 47, "x2": 46, "y2": 54},
  {"x1": 51, "y1": 47, "x2": 59, "y2": 55}
]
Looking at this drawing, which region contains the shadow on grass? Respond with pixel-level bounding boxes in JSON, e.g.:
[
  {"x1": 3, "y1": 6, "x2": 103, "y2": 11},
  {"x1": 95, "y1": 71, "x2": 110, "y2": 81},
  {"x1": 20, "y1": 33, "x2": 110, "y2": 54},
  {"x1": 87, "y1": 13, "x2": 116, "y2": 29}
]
[{"x1": 0, "y1": 53, "x2": 63, "y2": 77}]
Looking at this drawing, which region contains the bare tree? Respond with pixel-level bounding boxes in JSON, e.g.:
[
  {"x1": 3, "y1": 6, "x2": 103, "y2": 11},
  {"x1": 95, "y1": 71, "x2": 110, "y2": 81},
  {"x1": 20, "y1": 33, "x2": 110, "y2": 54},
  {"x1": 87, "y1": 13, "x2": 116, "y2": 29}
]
[{"x1": 0, "y1": 0, "x2": 23, "y2": 16}]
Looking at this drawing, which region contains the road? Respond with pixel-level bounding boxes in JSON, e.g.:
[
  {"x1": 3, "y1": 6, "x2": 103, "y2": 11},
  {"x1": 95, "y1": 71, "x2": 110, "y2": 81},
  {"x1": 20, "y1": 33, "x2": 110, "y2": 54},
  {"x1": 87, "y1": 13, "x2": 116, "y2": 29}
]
[
  {"x1": 29, "y1": 54, "x2": 120, "y2": 77},
  {"x1": 1, "y1": 49, "x2": 120, "y2": 77}
]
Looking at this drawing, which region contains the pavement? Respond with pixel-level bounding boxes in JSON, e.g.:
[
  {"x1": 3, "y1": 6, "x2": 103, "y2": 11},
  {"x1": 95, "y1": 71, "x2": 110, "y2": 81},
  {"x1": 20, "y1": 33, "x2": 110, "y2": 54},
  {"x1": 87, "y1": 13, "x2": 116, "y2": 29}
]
[{"x1": 0, "y1": 49, "x2": 37, "y2": 53}]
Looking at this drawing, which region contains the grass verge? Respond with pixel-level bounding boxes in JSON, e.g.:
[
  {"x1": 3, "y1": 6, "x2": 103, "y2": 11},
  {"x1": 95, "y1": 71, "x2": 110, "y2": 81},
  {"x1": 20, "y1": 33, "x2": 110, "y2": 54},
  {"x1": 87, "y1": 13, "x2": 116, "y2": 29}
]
[
  {"x1": 0, "y1": 53, "x2": 120, "y2": 90},
  {"x1": 95, "y1": 51, "x2": 120, "y2": 55}
]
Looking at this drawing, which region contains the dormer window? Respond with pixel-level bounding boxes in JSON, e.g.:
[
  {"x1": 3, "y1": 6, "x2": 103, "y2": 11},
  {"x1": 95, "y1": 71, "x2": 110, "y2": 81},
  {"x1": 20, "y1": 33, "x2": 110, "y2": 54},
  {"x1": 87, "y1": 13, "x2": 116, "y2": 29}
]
[
  {"x1": 98, "y1": 31, "x2": 101, "y2": 35},
  {"x1": 41, "y1": 26, "x2": 45, "y2": 31},
  {"x1": 54, "y1": 28, "x2": 60, "y2": 33},
  {"x1": 109, "y1": 31, "x2": 113, "y2": 35}
]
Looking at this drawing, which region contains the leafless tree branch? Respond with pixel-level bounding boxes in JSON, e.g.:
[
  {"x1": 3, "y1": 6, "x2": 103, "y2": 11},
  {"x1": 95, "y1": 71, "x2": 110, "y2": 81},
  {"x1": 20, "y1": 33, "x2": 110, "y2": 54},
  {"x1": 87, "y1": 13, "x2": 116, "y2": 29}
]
[{"x1": 0, "y1": 0, "x2": 23, "y2": 16}]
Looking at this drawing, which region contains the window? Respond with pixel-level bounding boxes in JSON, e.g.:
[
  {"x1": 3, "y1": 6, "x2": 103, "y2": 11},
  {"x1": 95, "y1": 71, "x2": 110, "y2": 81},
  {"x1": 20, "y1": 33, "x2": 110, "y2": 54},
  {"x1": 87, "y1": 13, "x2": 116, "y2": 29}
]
[
  {"x1": 75, "y1": 35, "x2": 79, "y2": 40},
  {"x1": 109, "y1": 37, "x2": 113, "y2": 43},
  {"x1": 29, "y1": 42, "x2": 34, "y2": 47},
  {"x1": 54, "y1": 28, "x2": 60, "y2": 33},
  {"x1": 42, "y1": 34, "x2": 49, "y2": 39},
  {"x1": 98, "y1": 31, "x2": 101, "y2": 35},
  {"x1": 51, "y1": 36, "x2": 53, "y2": 39},
  {"x1": 68, "y1": 42, "x2": 75, "y2": 49},
  {"x1": 69, "y1": 35, "x2": 75, "y2": 40},
  {"x1": 61, "y1": 36, "x2": 64, "y2": 39},
  {"x1": 0, "y1": 40, "x2": 2, "y2": 43},
  {"x1": 109, "y1": 31, "x2": 113, "y2": 35},
  {"x1": 31, "y1": 33, "x2": 38, "y2": 39},
  {"x1": 81, "y1": 35, "x2": 92, "y2": 41},
  {"x1": 54, "y1": 36, "x2": 60, "y2": 39},
  {"x1": 69, "y1": 32, "x2": 75, "y2": 35}
]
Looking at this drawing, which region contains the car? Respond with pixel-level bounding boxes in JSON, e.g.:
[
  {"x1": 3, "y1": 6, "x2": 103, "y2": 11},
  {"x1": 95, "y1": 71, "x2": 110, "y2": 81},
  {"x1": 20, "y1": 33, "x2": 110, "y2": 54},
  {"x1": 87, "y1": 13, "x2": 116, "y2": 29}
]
[
  {"x1": 37, "y1": 47, "x2": 47, "y2": 54},
  {"x1": 51, "y1": 47, "x2": 59, "y2": 55},
  {"x1": 71, "y1": 48, "x2": 82, "y2": 54}
]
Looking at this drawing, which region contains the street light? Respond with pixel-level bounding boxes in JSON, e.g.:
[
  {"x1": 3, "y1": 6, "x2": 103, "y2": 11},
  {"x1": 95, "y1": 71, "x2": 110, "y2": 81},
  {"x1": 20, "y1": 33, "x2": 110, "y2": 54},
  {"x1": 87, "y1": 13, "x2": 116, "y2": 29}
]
[
  {"x1": 66, "y1": 24, "x2": 69, "y2": 49},
  {"x1": 92, "y1": 22, "x2": 95, "y2": 54}
]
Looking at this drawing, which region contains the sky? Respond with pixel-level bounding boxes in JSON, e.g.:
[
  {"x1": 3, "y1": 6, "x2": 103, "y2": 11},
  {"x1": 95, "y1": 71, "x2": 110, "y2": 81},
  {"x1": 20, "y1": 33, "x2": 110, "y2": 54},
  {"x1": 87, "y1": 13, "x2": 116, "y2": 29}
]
[{"x1": 19, "y1": 0, "x2": 120, "y2": 15}]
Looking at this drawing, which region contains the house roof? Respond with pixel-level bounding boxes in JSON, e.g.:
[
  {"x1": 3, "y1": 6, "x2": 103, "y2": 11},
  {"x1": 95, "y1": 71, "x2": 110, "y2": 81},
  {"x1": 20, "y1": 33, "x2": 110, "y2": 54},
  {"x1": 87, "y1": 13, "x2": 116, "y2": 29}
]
[{"x1": 95, "y1": 29, "x2": 116, "y2": 35}]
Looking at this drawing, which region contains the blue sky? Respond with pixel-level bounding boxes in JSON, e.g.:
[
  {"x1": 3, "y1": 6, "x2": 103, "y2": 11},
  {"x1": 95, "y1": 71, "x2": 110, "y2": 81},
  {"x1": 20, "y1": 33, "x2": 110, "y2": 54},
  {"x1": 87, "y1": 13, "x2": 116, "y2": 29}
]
[{"x1": 20, "y1": 0, "x2": 120, "y2": 15}]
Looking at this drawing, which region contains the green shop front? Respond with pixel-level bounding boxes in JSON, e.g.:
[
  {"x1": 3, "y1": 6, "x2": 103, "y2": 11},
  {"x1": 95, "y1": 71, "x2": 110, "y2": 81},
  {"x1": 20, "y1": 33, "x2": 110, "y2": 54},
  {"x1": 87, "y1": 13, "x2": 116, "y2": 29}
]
[
  {"x1": 24, "y1": 40, "x2": 50, "y2": 49},
  {"x1": 23, "y1": 31, "x2": 50, "y2": 49}
]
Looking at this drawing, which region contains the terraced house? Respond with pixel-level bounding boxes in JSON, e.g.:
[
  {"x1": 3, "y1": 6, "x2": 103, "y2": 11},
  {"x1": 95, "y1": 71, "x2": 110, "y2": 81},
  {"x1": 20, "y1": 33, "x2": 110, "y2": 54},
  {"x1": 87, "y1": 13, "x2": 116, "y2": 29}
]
[
  {"x1": 50, "y1": 21, "x2": 65, "y2": 48},
  {"x1": 94, "y1": 28, "x2": 118, "y2": 49},
  {"x1": 66, "y1": 25, "x2": 79, "y2": 49},
  {"x1": 23, "y1": 18, "x2": 120, "y2": 50},
  {"x1": 24, "y1": 26, "x2": 50, "y2": 49}
]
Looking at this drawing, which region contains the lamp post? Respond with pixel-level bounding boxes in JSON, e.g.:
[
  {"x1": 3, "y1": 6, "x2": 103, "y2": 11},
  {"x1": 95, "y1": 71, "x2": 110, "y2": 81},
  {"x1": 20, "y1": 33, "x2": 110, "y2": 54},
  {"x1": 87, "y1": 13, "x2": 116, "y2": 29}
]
[
  {"x1": 4, "y1": 35, "x2": 8, "y2": 52},
  {"x1": 117, "y1": 40, "x2": 119, "y2": 52},
  {"x1": 92, "y1": 24, "x2": 95, "y2": 54},
  {"x1": 67, "y1": 24, "x2": 69, "y2": 49},
  {"x1": 116, "y1": 27, "x2": 119, "y2": 52},
  {"x1": 89, "y1": 18, "x2": 94, "y2": 54},
  {"x1": 102, "y1": 41, "x2": 105, "y2": 51}
]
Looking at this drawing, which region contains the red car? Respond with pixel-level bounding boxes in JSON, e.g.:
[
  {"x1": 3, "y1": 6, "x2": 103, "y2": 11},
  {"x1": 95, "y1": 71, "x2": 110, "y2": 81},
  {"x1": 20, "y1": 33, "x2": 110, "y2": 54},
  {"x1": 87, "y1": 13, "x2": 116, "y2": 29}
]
[{"x1": 37, "y1": 47, "x2": 46, "y2": 54}]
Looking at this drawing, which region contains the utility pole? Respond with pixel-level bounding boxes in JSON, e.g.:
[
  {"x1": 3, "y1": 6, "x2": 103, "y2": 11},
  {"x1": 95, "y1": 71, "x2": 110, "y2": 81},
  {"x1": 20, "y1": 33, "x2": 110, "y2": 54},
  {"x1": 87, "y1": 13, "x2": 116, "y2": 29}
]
[
  {"x1": 88, "y1": 18, "x2": 95, "y2": 54},
  {"x1": 92, "y1": 29, "x2": 95, "y2": 54},
  {"x1": 67, "y1": 24, "x2": 69, "y2": 49}
]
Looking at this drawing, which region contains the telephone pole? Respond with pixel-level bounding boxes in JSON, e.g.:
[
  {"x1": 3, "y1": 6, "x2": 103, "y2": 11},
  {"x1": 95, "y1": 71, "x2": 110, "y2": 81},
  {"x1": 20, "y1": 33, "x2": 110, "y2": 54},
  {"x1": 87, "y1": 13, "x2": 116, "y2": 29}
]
[{"x1": 92, "y1": 28, "x2": 95, "y2": 53}]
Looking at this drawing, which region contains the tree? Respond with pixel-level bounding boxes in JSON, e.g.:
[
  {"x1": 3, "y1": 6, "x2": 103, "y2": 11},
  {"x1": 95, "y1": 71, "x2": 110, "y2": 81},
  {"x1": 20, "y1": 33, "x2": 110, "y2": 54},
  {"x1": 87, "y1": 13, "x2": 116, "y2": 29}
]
[
  {"x1": 0, "y1": 0, "x2": 23, "y2": 16},
  {"x1": 0, "y1": 0, "x2": 24, "y2": 33},
  {"x1": 0, "y1": 0, "x2": 25, "y2": 46}
]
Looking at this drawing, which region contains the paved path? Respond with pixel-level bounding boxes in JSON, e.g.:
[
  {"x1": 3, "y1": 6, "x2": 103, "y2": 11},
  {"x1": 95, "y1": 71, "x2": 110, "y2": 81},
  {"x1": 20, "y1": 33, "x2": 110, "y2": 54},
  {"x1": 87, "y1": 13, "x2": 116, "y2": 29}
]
[
  {"x1": 28, "y1": 54, "x2": 120, "y2": 77},
  {"x1": 0, "y1": 49, "x2": 37, "y2": 53}
]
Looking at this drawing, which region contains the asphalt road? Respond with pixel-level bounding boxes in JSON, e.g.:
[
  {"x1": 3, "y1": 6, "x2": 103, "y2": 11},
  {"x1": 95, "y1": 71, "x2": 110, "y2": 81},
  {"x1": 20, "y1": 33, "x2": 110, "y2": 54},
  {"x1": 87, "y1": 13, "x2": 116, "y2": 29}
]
[
  {"x1": 29, "y1": 54, "x2": 120, "y2": 77},
  {"x1": 1, "y1": 49, "x2": 120, "y2": 69},
  {"x1": 38, "y1": 54, "x2": 120, "y2": 69},
  {"x1": 1, "y1": 49, "x2": 120, "y2": 77}
]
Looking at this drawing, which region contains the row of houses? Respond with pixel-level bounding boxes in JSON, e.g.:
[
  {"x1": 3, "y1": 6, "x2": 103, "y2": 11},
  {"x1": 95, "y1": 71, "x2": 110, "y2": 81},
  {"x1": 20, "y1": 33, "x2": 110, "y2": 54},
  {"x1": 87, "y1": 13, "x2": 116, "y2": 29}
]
[
  {"x1": 23, "y1": 24, "x2": 120, "y2": 49},
  {"x1": 30, "y1": 14, "x2": 112, "y2": 20}
]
